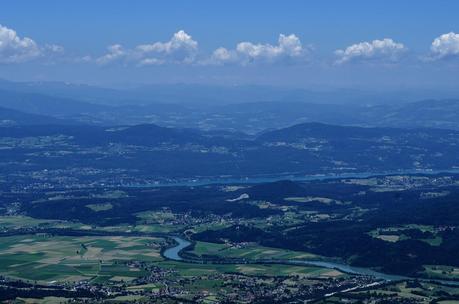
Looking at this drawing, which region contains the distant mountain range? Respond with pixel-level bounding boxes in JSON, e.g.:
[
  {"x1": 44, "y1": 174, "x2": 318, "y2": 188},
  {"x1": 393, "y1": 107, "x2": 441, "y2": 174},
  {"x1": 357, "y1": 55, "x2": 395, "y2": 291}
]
[
  {"x1": 5, "y1": 78, "x2": 457, "y2": 106},
  {"x1": 1, "y1": 79, "x2": 459, "y2": 133},
  {"x1": 0, "y1": 106, "x2": 78, "y2": 126},
  {"x1": 370, "y1": 99, "x2": 459, "y2": 130}
]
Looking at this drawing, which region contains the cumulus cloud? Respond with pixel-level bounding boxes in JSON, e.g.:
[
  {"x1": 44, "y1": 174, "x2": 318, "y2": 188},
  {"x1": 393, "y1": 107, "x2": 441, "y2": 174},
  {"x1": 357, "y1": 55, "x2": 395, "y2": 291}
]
[
  {"x1": 96, "y1": 44, "x2": 126, "y2": 65},
  {"x1": 208, "y1": 47, "x2": 239, "y2": 65},
  {"x1": 96, "y1": 30, "x2": 198, "y2": 66},
  {"x1": 0, "y1": 24, "x2": 64, "y2": 64},
  {"x1": 429, "y1": 32, "x2": 459, "y2": 60},
  {"x1": 335, "y1": 38, "x2": 406, "y2": 64},
  {"x1": 205, "y1": 34, "x2": 309, "y2": 65},
  {"x1": 135, "y1": 30, "x2": 197, "y2": 63},
  {"x1": 0, "y1": 24, "x2": 41, "y2": 63},
  {"x1": 237, "y1": 34, "x2": 303, "y2": 60}
]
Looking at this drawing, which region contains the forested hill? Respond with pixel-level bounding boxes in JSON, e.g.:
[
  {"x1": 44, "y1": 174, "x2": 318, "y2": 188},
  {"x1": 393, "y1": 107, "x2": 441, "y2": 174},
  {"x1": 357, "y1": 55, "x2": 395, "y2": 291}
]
[{"x1": 1, "y1": 122, "x2": 459, "y2": 181}]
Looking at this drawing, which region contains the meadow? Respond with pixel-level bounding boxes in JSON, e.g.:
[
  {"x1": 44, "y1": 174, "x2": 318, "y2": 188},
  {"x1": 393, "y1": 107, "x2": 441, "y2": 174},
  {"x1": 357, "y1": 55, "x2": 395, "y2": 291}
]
[
  {"x1": 0, "y1": 234, "x2": 163, "y2": 283},
  {"x1": 0, "y1": 217, "x2": 338, "y2": 285},
  {"x1": 191, "y1": 240, "x2": 319, "y2": 260},
  {"x1": 157, "y1": 260, "x2": 342, "y2": 278}
]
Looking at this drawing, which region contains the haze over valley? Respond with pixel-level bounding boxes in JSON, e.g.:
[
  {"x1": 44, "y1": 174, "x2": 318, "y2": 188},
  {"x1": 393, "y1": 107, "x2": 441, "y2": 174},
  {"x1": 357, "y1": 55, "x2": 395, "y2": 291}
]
[{"x1": 2, "y1": 1, "x2": 459, "y2": 303}]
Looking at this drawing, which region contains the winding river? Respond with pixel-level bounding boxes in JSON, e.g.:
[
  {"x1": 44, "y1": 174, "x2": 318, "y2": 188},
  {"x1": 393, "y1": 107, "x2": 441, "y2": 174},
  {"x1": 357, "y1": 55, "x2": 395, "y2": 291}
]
[
  {"x1": 160, "y1": 170, "x2": 459, "y2": 285},
  {"x1": 163, "y1": 236, "x2": 192, "y2": 261},
  {"x1": 163, "y1": 236, "x2": 459, "y2": 286}
]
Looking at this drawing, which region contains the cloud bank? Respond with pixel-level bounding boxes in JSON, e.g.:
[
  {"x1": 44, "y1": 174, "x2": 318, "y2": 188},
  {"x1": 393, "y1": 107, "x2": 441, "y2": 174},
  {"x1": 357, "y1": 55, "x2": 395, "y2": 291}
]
[
  {"x1": 2, "y1": 24, "x2": 459, "y2": 69},
  {"x1": 207, "y1": 34, "x2": 309, "y2": 65},
  {"x1": 97, "y1": 30, "x2": 198, "y2": 66},
  {"x1": 335, "y1": 38, "x2": 406, "y2": 64}
]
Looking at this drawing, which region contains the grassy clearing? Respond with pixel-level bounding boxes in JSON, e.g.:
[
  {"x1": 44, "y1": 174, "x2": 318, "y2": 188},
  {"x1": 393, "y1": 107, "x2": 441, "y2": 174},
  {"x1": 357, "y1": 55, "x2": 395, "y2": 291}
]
[
  {"x1": 85, "y1": 203, "x2": 113, "y2": 211},
  {"x1": 368, "y1": 225, "x2": 442, "y2": 246},
  {"x1": 423, "y1": 265, "x2": 459, "y2": 280},
  {"x1": 284, "y1": 196, "x2": 335, "y2": 204},
  {"x1": 132, "y1": 210, "x2": 185, "y2": 233},
  {"x1": 421, "y1": 236, "x2": 443, "y2": 246},
  {"x1": 375, "y1": 234, "x2": 400, "y2": 242},
  {"x1": 189, "y1": 221, "x2": 232, "y2": 233},
  {"x1": 136, "y1": 210, "x2": 176, "y2": 222}
]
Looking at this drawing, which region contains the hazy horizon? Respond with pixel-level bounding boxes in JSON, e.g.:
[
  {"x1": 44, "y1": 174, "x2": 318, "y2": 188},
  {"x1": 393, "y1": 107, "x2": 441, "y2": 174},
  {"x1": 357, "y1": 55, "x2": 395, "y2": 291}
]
[{"x1": 1, "y1": 0, "x2": 459, "y2": 89}]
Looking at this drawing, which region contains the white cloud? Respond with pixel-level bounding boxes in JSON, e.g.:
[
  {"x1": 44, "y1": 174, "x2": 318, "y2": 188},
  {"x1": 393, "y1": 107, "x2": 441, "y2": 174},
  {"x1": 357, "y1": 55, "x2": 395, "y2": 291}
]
[
  {"x1": 429, "y1": 32, "x2": 459, "y2": 60},
  {"x1": 207, "y1": 47, "x2": 239, "y2": 65},
  {"x1": 44, "y1": 44, "x2": 65, "y2": 54},
  {"x1": 96, "y1": 44, "x2": 126, "y2": 65},
  {"x1": 335, "y1": 38, "x2": 406, "y2": 64},
  {"x1": 206, "y1": 34, "x2": 309, "y2": 65},
  {"x1": 0, "y1": 24, "x2": 41, "y2": 63},
  {"x1": 78, "y1": 55, "x2": 93, "y2": 63},
  {"x1": 0, "y1": 24, "x2": 64, "y2": 64},
  {"x1": 237, "y1": 34, "x2": 303, "y2": 60},
  {"x1": 135, "y1": 30, "x2": 197, "y2": 59},
  {"x1": 97, "y1": 30, "x2": 198, "y2": 66},
  {"x1": 138, "y1": 58, "x2": 165, "y2": 66}
]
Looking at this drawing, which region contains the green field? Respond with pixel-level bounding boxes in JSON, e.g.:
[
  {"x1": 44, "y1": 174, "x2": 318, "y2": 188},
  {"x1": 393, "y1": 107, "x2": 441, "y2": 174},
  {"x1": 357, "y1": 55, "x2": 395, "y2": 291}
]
[
  {"x1": 0, "y1": 233, "x2": 338, "y2": 284},
  {"x1": 0, "y1": 235, "x2": 164, "y2": 283},
  {"x1": 368, "y1": 225, "x2": 443, "y2": 246},
  {"x1": 158, "y1": 260, "x2": 342, "y2": 278},
  {"x1": 0, "y1": 215, "x2": 96, "y2": 231},
  {"x1": 192, "y1": 240, "x2": 319, "y2": 260},
  {"x1": 85, "y1": 202, "x2": 114, "y2": 211},
  {"x1": 423, "y1": 265, "x2": 459, "y2": 280},
  {"x1": 13, "y1": 297, "x2": 72, "y2": 304},
  {"x1": 0, "y1": 215, "x2": 62, "y2": 229}
]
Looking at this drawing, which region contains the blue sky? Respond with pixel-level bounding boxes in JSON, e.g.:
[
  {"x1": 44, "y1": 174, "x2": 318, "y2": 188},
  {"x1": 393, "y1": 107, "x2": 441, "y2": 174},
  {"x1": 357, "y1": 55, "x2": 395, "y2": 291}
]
[{"x1": 1, "y1": 0, "x2": 459, "y2": 88}]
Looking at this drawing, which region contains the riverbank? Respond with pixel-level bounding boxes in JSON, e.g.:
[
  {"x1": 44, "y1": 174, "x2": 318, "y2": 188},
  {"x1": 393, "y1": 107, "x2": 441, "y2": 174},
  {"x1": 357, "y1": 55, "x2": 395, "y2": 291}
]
[{"x1": 161, "y1": 235, "x2": 459, "y2": 287}]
